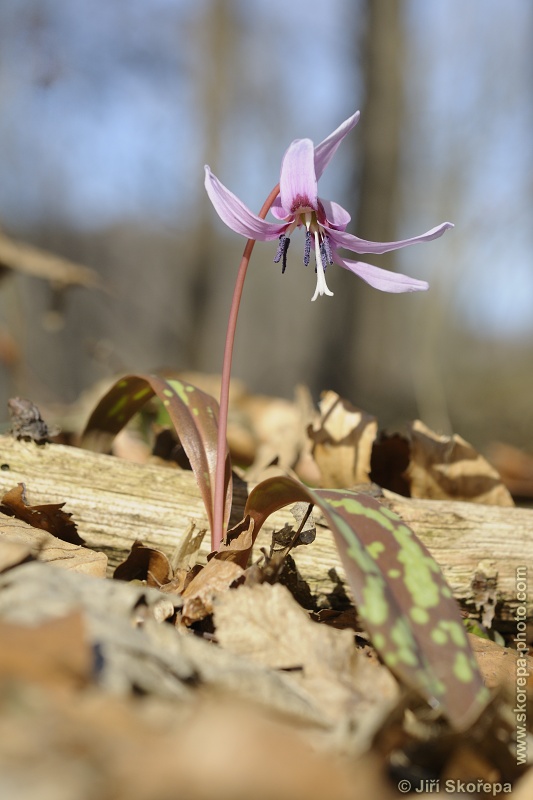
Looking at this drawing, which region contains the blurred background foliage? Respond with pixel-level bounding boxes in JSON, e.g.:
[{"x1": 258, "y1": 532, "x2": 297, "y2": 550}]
[{"x1": 0, "y1": 0, "x2": 532, "y2": 450}]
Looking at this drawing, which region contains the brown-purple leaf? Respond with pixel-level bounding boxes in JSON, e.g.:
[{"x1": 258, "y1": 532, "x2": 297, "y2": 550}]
[
  {"x1": 243, "y1": 475, "x2": 489, "y2": 730},
  {"x1": 81, "y1": 374, "x2": 232, "y2": 536}
]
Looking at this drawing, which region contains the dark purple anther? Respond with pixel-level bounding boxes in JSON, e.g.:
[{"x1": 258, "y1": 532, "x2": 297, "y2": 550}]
[
  {"x1": 303, "y1": 229, "x2": 311, "y2": 266},
  {"x1": 273, "y1": 234, "x2": 290, "y2": 273},
  {"x1": 323, "y1": 235, "x2": 334, "y2": 265},
  {"x1": 273, "y1": 234, "x2": 286, "y2": 263},
  {"x1": 319, "y1": 239, "x2": 328, "y2": 270}
]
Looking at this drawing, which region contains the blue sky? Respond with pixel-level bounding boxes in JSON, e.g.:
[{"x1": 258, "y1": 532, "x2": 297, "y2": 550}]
[{"x1": 0, "y1": 0, "x2": 531, "y2": 337}]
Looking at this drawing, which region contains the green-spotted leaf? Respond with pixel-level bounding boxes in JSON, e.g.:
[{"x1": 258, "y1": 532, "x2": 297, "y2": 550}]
[
  {"x1": 243, "y1": 475, "x2": 489, "y2": 730},
  {"x1": 81, "y1": 374, "x2": 232, "y2": 535}
]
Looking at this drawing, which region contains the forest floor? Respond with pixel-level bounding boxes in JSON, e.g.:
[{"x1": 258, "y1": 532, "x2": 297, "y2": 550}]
[{"x1": 0, "y1": 377, "x2": 532, "y2": 800}]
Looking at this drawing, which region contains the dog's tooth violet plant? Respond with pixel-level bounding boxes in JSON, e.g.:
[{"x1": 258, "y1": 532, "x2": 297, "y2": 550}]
[
  {"x1": 83, "y1": 110, "x2": 489, "y2": 727},
  {"x1": 201, "y1": 113, "x2": 488, "y2": 726},
  {"x1": 205, "y1": 110, "x2": 453, "y2": 549}
]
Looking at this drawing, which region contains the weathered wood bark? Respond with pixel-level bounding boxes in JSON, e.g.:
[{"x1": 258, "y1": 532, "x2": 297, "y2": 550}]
[{"x1": 0, "y1": 436, "x2": 531, "y2": 629}]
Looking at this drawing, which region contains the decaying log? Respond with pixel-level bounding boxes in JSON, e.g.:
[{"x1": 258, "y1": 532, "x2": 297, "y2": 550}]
[{"x1": 0, "y1": 436, "x2": 531, "y2": 629}]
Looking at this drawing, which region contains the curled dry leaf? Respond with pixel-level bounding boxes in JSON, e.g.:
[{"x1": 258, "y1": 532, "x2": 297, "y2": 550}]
[
  {"x1": 308, "y1": 390, "x2": 377, "y2": 488},
  {"x1": 406, "y1": 421, "x2": 514, "y2": 506},
  {"x1": 0, "y1": 483, "x2": 85, "y2": 545},
  {"x1": 304, "y1": 393, "x2": 513, "y2": 506},
  {"x1": 170, "y1": 520, "x2": 207, "y2": 572},
  {"x1": 113, "y1": 537, "x2": 204, "y2": 596},
  {"x1": 114, "y1": 540, "x2": 173, "y2": 586}
]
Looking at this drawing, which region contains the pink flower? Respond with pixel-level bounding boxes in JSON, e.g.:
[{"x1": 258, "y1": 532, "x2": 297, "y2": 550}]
[{"x1": 204, "y1": 112, "x2": 452, "y2": 301}]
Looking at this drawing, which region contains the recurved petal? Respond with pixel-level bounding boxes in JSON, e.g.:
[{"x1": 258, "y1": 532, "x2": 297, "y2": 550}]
[
  {"x1": 330, "y1": 222, "x2": 454, "y2": 255},
  {"x1": 334, "y1": 253, "x2": 429, "y2": 293},
  {"x1": 314, "y1": 111, "x2": 360, "y2": 180},
  {"x1": 320, "y1": 198, "x2": 351, "y2": 230},
  {"x1": 204, "y1": 166, "x2": 285, "y2": 241},
  {"x1": 279, "y1": 138, "x2": 318, "y2": 214}
]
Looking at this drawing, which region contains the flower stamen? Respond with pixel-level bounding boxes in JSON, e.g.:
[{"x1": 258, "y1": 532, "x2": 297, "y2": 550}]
[
  {"x1": 273, "y1": 234, "x2": 290, "y2": 274},
  {"x1": 304, "y1": 229, "x2": 311, "y2": 266},
  {"x1": 319, "y1": 239, "x2": 327, "y2": 270},
  {"x1": 322, "y1": 234, "x2": 334, "y2": 266}
]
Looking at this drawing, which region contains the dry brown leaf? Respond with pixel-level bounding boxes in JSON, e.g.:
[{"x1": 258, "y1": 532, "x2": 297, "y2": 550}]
[
  {"x1": 0, "y1": 483, "x2": 85, "y2": 544},
  {"x1": 181, "y1": 557, "x2": 244, "y2": 624},
  {"x1": 114, "y1": 536, "x2": 205, "y2": 596},
  {"x1": 0, "y1": 515, "x2": 107, "y2": 576},
  {"x1": 308, "y1": 390, "x2": 377, "y2": 488},
  {"x1": 487, "y1": 441, "x2": 533, "y2": 498},
  {"x1": 214, "y1": 583, "x2": 399, "y2": 726},
  {"x1": 469, "y1": 633, "x2": 533, "y2": 697},
  {"x1": 0, "y1": 537, "x2": 32, "y2": 573},
  {"x1": 406, "y1": 420, "x2": 514, "y2": 506},
  {"x1": 114, "y1": 540, "x2": 173, "y2": 586},
  {"x1": 369, "y1": 432, "x2": 411, "y2": 496},
  {"x1": 0, "y1": 612, "x2": 91, "y2": 691},
  {"x1": 170, "y1": 520, "x2": 207, "y2": 572},
  {"x1": 216, "y1": 513, "x2": 256, "y2": 568},
  {"x1": 243, "y1": 390, "x2": 311, "y2": 480}
]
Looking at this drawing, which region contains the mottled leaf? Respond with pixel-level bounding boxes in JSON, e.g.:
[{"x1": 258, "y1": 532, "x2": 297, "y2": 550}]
[
  {"x1": 243, "y1": 475, "x2": 489, "y2": 729},
  {"x1": 81, "y1": 373, "x2": 232, "y2": 535}
]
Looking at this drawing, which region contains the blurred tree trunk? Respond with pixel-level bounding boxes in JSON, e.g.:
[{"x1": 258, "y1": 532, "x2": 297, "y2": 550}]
[
  {"x1": 187, "y1": 0, "x2": 237, "y2": 368},
  {"x1": 315, "y1": 0, "x2": 406, "y2": 412},
  {"x1": 355, "y1": 1, "x2": 404, "y2": 267}
]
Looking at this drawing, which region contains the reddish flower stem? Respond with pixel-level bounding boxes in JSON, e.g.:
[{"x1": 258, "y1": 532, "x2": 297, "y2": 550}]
[{"x1": 212, "y1": 182, "x2": 281, "y2": 550}]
